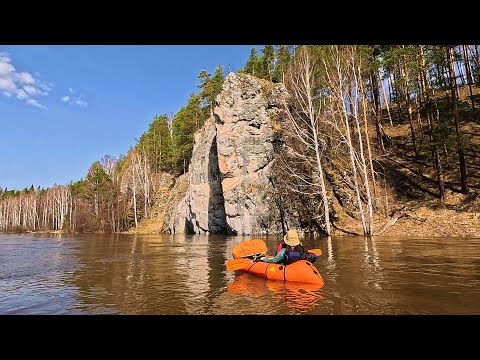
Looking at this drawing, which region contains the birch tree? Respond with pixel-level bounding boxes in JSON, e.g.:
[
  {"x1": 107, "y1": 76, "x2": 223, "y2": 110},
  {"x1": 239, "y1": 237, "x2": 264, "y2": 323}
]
[
  {"x1": 322, "y1": 46, "x2": 374, "y2": 235},
  {"x1": 282, "y1": 46, "x2": 332, "y2": 236}
]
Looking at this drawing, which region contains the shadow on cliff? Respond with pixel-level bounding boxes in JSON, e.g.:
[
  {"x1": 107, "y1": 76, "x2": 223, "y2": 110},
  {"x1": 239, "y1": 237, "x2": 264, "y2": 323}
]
[{"x1": 208, "y1": 136, "x2": 236, "y2": 235}]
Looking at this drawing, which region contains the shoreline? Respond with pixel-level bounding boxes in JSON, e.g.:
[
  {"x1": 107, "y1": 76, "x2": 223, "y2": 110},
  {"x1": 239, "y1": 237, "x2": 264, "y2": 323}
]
[{"x1": 2, "y1": 213, "x2": 480, "y2": 239}]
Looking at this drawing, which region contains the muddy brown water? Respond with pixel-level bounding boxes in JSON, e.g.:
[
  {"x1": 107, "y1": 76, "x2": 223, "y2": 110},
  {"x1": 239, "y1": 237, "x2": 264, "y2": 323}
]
[{"x1": 0, "y1": 233, "x2": 479, "y2": 314}]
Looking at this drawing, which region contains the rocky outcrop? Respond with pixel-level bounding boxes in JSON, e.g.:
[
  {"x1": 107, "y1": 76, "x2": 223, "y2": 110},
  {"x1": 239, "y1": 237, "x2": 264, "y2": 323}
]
[
  {"x1": 165, "y1": 118, "x2": 228, "y2": 234},
  {"x1": 166, "y1": 72, "x2": 290, "y2": 235},
  {"x1": 214, "y1": 73, "x2": 288, "y2": 234},
  {"x1": 160, "y1": 172, "x2": 189, "y2": 233}
]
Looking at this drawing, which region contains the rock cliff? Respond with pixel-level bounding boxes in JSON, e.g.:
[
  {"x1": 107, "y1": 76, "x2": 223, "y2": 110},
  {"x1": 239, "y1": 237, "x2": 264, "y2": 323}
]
[{"x1": 165, "y1": 73, "x2": 290, "y2": 235}]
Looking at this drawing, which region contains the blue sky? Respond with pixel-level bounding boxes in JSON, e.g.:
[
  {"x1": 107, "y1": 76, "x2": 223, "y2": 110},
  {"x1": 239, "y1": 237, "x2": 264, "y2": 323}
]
[{"x1": 0, "y1": 45, "x2": 262, "y2": 190}]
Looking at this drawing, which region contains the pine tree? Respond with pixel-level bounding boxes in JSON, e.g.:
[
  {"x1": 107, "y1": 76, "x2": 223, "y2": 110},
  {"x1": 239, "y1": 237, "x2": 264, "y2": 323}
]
[
  {"x1": 198, "y1": 65, "x2": 224, "y2": 117},
  {"x1": 261, "y1": 45, "x2": 275, "y2": 81},
  {"x1": 136, "y1": 114, "x2": 174, "y2": 172},
  {"x1": 273, "y1": 45, "x2": 291, "y2": 83},
  {"x1": 172, "y1": 93, "x2": 206, "y2": 173},
  {"x1": 242, "y1": 48, "x2": 260, "y2": 76}
]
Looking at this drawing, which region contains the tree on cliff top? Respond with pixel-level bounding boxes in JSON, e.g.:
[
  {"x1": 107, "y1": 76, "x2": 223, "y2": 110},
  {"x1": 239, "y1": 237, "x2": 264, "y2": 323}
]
[
  {"x1": 197, "y1": 64, "x2": 225, "y2": 117},
  {"x1": 241, "y1": 48, "x2": 261, "y2": 77},
  {"x1": 273, "y1": 45, "x2": 292, "y2": 83}
]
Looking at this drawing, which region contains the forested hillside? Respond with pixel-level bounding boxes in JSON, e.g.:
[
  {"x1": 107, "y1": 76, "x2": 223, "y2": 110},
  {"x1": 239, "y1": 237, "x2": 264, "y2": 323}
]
[{"x1": 1, "y1": 45, "x2": 479, "y2": 237}]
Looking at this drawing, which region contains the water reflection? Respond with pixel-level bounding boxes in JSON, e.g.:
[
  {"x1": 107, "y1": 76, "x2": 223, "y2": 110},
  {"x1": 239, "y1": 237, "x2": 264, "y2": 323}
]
[
  {"x1": 363, "y1": 236, "x2": 383, "y2": 290},
  {"x1": 227, "y1": 273, "x2": 324, "y2": 314},
  {"x1": 326, "y1": 235, "x2": 335, "y2": 267},
  {"x1": 1, "y1": 234, "x2": 480, "y2": 314},
  {"x1": 66, "y1": 233, "x2": 263, "y2": 314}
]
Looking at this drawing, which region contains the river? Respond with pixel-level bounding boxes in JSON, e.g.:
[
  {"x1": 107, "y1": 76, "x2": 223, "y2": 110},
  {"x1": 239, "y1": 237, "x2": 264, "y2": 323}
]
[{"x1": 0, "y1": 233, "x2": 479, "y2": 315}]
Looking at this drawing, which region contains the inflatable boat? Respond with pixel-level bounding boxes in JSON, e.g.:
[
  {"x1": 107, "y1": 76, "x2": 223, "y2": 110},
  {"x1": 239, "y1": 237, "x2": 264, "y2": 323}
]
[{"x1": 230, "y1": 239, "x2": 324, "y2": 285}]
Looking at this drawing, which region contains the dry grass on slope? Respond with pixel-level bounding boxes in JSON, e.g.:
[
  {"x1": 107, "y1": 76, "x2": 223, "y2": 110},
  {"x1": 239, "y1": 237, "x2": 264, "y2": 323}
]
[
  {"x1": 126, "y1": 172, "x2": 189, "y2": 234},
  {"x1": 370, "y1": 85, "x2": 480, "y2": 237}
]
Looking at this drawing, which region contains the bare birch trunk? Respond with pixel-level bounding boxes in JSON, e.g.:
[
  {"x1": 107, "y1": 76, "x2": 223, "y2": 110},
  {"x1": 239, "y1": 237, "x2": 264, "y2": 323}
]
[
  {"x1": 360, "y1": 84, "x2": 376, "y2": 195},
  {"x1": 284, "y1": 46, "x2": 331, "y2": 235},
  {"x1": 353, "y1": 68, "x2": 373, "y2": 234},
  {"x1": 132, "y1": 159, "x2": 138, "y2": 228},
  {"x1": 379, "y1": 69, "x2": 393, "y2": 126}
]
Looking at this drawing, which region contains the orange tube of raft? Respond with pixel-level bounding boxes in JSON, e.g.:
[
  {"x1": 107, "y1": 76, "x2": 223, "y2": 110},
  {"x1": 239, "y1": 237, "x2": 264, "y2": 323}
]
[
  {"x1": 238, "y1": 259, "x2": 324, "y2": 285},
  {"x1": 231, "y1": 239, "x2": 324, "y2": 285}
]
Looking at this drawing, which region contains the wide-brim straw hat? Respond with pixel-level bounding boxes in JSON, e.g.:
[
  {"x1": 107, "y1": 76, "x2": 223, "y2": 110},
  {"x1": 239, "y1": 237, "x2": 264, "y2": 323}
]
[{"x1": 283, "y1": 230, "x2": 300, "y2": 246}]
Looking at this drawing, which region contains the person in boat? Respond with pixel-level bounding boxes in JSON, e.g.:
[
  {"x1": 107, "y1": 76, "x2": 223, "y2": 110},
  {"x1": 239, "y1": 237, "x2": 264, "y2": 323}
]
[{"x1": 259, "y1": 229, "x2": 310, "y2": 264}]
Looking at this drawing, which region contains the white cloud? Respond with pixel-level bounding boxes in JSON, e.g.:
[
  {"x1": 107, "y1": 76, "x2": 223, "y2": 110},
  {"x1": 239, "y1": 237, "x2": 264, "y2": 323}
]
[
  {"x1": 0, "y1": 59, "x2": 14, "y2": 75},
  {"x1": 23, "y1": 84, "x2": 47, "y2": 96},
  {"x1": 0, "y1": 52, "x2": 49, "y2": 109},
  {"x1": 26, "y1": 98, "x2": 46, "y2": 109},
  {"x1": 0, "y1": 77, "x2": 16, "y2": 92},
  {"x1": 61, "y1": 88, "x2": 88, "y2": 107},
  {"x1": 16, "y1": 72, "x2": 35, "y2": 84},
  {"x1": 38, "y1": 82, "x2": 53, "y2": 92},
  {"x1": 23, "y1": 85, "x2": 37, "y2": 95},
  {"x1": 16, "y1": 89, "x2": 28, "y2": 100},
  {"x1": 74, "y1": 99, "x2": 88, "y2": 107}
]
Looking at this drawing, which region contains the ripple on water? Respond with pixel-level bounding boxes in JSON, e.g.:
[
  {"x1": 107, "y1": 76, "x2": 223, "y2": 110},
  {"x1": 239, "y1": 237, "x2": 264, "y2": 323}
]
[{"x1": 1, "y1": 234, "x2": 480, "y2": 314}]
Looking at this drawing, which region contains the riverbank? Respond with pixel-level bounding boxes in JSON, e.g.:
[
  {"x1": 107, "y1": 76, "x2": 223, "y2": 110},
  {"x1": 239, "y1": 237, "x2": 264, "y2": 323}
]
[
  {"x1": 121, "y1": 188, "x2": 480, "y2": 238},
  {"x1": 3, "y1": 205, "x2": 480, "y2": 238},
  {"x1": 330, "y1": 190, "x2": 480, "y2": 238}
]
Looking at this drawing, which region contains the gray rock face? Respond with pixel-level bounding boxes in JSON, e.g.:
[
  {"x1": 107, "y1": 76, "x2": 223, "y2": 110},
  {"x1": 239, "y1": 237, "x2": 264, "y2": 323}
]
[
  {"x1": 166, "y1": 117, "x2": 228, "y2": 234},
  {"x1": 214, "y1": 73, "x2": 288, "y2": 234},
  {"x1": 166, "y1": 72, "x2": 289, "y2": 235}
]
